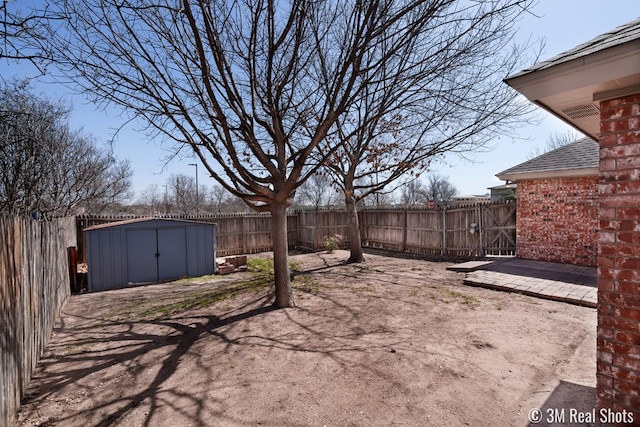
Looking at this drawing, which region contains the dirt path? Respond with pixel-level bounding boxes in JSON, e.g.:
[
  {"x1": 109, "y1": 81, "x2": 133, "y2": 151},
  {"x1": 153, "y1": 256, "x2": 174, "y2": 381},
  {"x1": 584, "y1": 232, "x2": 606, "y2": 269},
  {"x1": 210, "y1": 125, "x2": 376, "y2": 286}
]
[{"x1": 16, "y1": 251, "x2": 596, "y2": 426}]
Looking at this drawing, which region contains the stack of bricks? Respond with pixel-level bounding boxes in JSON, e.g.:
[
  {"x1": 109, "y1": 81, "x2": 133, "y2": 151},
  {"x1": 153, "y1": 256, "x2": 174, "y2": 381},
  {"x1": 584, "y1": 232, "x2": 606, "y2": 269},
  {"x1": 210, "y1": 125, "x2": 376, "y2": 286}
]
[
  {"x1": 516, "y1": 176, "x2": 599, "y2": 267},
  {"x1": 596, "y1": 92, "x2": 640, "y2": 414},
  {"x1": 216, "y1": 255, "x2": 248, "y2": 275}
]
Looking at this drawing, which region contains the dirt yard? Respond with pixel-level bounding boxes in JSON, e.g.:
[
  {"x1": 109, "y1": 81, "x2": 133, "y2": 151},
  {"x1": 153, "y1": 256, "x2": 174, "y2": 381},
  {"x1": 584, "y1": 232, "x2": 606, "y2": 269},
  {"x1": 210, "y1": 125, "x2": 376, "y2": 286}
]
[{"x1": 16, "y1": 250, "x2": 596, "y2": 427}]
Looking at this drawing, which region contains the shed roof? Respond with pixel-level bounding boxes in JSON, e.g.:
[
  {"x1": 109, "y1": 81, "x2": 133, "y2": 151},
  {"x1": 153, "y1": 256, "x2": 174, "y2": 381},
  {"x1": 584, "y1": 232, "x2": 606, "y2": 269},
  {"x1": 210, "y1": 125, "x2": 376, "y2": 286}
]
[
  {"x1": 84, "y1": 217, "x2": 215, "y2": 232},
  {"x1": 496, "y1": 137, "x2": 599, "y2": 181}
]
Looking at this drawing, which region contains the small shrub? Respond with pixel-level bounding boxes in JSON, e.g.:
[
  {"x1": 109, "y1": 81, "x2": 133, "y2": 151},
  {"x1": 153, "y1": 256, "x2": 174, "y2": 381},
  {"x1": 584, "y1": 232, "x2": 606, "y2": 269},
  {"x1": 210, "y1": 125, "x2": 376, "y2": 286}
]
[{"x1": 324, "y1": 234, "x2": 343, "y2": 253}]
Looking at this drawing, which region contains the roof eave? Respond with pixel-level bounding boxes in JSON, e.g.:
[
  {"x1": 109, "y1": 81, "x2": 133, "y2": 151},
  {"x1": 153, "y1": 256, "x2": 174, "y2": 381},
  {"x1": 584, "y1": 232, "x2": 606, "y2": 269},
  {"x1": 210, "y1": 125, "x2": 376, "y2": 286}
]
[
  {"x1": 496, "y1": 167, "x2": 600, "y2": 182},
  {"x1": 505, "y1": 41, "x2": 640, "y2": 139}
]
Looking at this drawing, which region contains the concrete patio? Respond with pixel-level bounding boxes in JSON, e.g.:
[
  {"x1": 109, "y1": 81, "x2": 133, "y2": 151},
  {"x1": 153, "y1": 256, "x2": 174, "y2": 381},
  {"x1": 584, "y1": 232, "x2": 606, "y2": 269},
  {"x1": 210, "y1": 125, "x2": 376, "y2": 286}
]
[{"x1": 448, "y1": 258, "x2": 597, "y2": 308}]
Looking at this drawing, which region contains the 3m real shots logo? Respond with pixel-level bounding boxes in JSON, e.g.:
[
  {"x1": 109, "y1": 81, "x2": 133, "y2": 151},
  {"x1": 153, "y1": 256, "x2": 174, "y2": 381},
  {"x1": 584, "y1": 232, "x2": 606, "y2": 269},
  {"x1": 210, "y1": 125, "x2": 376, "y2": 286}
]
[{"x1": 528, "y1": 407, "x2": 635, "y2": 424}]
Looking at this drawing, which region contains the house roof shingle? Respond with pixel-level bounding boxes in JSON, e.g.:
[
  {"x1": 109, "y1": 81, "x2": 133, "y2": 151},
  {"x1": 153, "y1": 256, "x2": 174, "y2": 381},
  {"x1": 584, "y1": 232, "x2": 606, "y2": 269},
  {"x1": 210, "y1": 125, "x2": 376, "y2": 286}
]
[
  {"x1": 496, "y1": 137, "x2": 599, "y2": 180},
  {"x1": 509, "y1": 17, "x2": 640, "y2": 79}
]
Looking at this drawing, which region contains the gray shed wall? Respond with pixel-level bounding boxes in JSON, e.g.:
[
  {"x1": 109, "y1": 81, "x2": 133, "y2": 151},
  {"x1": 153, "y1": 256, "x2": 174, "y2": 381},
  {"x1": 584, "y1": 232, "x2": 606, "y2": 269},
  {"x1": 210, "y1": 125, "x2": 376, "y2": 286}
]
[{"x1": 86, "y1": 219, "x2": 216, "y2": 291}]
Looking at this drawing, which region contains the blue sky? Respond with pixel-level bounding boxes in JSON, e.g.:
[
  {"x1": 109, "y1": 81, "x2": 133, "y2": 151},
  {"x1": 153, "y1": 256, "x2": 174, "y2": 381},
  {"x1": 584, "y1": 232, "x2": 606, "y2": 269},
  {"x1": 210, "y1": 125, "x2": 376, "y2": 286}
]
[{"x1": 2, "y1": 1, "x2": 639, "y2": 200}]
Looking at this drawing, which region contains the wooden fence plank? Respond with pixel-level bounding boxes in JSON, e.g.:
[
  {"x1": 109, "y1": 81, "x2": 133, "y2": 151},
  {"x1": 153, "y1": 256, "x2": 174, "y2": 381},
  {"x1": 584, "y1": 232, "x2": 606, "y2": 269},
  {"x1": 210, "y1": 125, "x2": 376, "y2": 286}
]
[{"x1": 0, "y1": 214, "x2": 76, "y2": 427}]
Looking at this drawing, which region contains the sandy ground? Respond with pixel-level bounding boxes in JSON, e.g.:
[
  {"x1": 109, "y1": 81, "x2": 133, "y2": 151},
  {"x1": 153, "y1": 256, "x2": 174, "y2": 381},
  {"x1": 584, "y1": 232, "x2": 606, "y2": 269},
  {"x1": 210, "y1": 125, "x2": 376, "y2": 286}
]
[{"x1": 16, "y1": 250, "x2": 597, "y2": 427}]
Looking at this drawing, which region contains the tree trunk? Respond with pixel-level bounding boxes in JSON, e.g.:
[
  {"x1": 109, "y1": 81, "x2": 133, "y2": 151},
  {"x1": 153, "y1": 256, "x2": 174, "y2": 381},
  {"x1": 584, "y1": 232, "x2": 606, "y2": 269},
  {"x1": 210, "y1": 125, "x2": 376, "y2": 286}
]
[
  {"x1": 345, "y1": 194, "x2": 365, "y2": 263},
  {"x1": 271, "y1": 201, "x2": 294, "y2": 308}
]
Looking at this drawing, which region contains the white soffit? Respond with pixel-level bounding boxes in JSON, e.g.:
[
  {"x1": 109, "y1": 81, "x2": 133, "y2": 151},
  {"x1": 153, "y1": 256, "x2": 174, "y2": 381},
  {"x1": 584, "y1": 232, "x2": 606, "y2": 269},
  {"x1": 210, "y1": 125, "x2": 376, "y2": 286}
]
[{"x1": 506, "y1": 42, "x2": 640, "y2": 140}]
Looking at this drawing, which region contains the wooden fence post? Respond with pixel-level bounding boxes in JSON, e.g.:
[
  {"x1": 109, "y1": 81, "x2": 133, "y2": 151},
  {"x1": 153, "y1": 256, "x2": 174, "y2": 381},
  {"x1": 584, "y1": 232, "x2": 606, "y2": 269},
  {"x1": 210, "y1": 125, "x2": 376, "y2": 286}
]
[
  {"x1": 441, "y1": 207, "x2": 447, "y2": 256},
  {"x1": 314, "y1": 208, "x2": 319, "y2": 250},
  {"x1": 401, "y1": 208, "x2": 408, "y2": 252},
  {"x1": 241, "y1": 215, "x2": 246, "y2": 254},
  {"x1": 477, "y1": 203, "x2": 485, "y2": 257}
]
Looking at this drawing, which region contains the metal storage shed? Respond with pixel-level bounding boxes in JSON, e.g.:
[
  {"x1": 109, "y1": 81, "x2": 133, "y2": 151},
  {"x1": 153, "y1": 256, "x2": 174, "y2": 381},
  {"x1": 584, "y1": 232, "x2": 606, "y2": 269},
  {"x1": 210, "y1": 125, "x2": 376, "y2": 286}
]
[{"x1": 85, "y1": 218, "x2": 216, "y2": 291}]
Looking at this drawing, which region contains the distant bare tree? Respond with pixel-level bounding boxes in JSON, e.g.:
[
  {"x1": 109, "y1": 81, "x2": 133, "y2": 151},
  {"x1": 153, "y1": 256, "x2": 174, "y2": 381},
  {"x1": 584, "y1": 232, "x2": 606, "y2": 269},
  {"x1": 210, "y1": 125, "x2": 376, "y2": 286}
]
[
  {"x1": 136, "y1": 183, "x2": 164, "y2": 214},
  {"x1": 168, "y1": 174, "x2": 198, "y2": 216},
  {"x1": 0, "y1": 80, "x2": 132, "y2": 218},
  {"x1": 399, "y1": 179, "x2": 429, "y2": 206},
  {"x1": 209, "y1": 184, "x2": 227, "y2": 214},
  {"x1": 527, "y1": 129, "x2": 584, "y2": 159},
  {"x1": 295, "y1": 171, "x2": 340, "y2": 208},
  {"x1": 208, "y1": 183, "x2": 249, "y2": 213},
  {"x1": 425, "y1": 174, "x2": 458, "y2": 206}
]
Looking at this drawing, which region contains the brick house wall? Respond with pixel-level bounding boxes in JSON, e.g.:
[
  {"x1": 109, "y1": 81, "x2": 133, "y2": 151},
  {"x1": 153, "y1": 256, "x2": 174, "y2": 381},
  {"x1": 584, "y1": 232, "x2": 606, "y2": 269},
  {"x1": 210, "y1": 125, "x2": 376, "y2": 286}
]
[
  {"x1": 516, "y1": 176, "x2": 599, "y2": 267},
  {"x1": 597, "y1": 92, "x2": 640, "y2": 416}
]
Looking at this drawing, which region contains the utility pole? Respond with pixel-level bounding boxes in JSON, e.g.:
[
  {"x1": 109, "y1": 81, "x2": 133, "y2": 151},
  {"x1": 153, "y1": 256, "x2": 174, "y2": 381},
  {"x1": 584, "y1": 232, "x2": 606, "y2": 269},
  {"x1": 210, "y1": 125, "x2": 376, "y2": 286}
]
[{"x1": 188, "y1": 163, "x2": 198, "y2": 212}]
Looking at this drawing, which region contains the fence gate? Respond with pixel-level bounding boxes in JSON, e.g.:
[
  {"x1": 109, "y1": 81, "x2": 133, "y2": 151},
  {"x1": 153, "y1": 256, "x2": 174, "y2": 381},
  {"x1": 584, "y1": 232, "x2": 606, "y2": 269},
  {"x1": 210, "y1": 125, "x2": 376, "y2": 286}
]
[{"x1": 481, "y1": 203, "x2": 516, "y2": 256}]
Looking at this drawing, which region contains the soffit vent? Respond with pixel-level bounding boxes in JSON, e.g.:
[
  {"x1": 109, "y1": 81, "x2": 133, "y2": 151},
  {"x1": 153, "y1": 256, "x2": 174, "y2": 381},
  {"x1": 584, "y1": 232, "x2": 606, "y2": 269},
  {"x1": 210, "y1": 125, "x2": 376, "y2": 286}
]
[{"x1": 561, "y1": 103, "x2": 600, "y2": 119}]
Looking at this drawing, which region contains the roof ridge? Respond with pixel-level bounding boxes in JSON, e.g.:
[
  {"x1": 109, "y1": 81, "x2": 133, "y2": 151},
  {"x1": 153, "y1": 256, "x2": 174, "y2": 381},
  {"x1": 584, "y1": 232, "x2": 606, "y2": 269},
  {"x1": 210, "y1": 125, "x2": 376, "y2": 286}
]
[{"x1": 496, "y1": 137, "x2": 599, "y2": 179}]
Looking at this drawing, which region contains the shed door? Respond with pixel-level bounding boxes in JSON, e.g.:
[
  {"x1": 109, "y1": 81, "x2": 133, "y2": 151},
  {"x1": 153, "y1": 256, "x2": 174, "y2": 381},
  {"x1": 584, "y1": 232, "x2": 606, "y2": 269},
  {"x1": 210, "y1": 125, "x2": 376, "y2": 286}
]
[
  {"x1": 157, "y1": 227, "x2": 187, "y2": 281},
  {"x1": 126, "y1": 227, "x2": 188, "y2": 284},
  {"x1": 126, "y1": 228, "x2": 158, "y2": 284}
]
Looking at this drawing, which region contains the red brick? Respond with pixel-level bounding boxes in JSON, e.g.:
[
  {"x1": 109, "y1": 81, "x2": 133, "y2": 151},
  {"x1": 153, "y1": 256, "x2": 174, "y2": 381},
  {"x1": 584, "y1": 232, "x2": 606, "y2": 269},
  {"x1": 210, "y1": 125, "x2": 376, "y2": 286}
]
[
  {"x1": 613, "y1": 378, "x2": 640, "y2": 397},
  {"x1": 598, "y1": 276, "x2": 615, "y2": 291},
  {"x1": 599, "y1": 207, "x2": 617, "y2": 219},
  {"x1": 598, "y1": 347, "x2": 614, "y2": 364},
  {"x1": 613, "y1": 353, "x2": 640, "y2": 373},
  {"x1": 600, "y1": 193, "x2": 640, "y2": 208},
  {"x1": 597, "y1": 374, "x2": 614, "y2": 390},
  {"x1": 618, "y1": 232, "x2": 640, "y2": 245},
  {"x1": 597, "y1": 93, "x2": 640, "y2": 414},
  {"x1": 617, "y1": 281, "x2": 640, "y2": 296},
  {"x1": 618, "y1": 207, "x2": 640, "y2": 218},
  {"x1": 599, "y1": 303, "x2": 616, "y2": 316},
  {"x1": 617, "y1": 130, "x2": 640, "y2": 145},
  {"x1": 601, "y1": 340, "x2": 640, "y2": 360},
  {"x1": 601, "y1": 143, "x2": 640, "y2": 158},
  {"x1": 599, "y1": 290, "x2": 621, "y2": 305},
  {"x1": 618, "y1": 257, "x2": 640, "y2": 269},
  {"x1": 618, "y1": 245, "x2": 640, "y2": 258},
  {"x1": 599, "y1": 315, "x2": 640, "y2": 335},
  {"x1": 599, "y1": 266, "x2": 616, "y2": 280},
  {"x1": 601, "y1": 94, "x2": 640, "y2": 109},
  {"x1": 599, "y1": 244, "x2": 618, "y2": 257},
  {"x1": 620, "y1": 293, "x2": 640, "y2": 308},
  {"x1": 618, "y1": 307, "x2": 640, "y2": 322},
  {"x1": 599, "y1": 326, "x2": 615, "y2": 339},
  {"x1": 614, "y1": 331, "x2": 640, "y2": 346}
]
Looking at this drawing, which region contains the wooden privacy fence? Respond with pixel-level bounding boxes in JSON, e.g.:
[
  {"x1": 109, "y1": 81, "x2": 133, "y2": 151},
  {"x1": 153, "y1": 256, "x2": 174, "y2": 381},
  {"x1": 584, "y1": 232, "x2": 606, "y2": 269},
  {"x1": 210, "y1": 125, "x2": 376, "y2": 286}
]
[
  {"x1": 359, "y1": 202, "x2": 516, "y2": 256},
  {"x1": 0, "y1": 214, "x2": 77, "y2": 427},
  {"x1": 76, "y1": 202, "x2": 515, "y2": 259}
]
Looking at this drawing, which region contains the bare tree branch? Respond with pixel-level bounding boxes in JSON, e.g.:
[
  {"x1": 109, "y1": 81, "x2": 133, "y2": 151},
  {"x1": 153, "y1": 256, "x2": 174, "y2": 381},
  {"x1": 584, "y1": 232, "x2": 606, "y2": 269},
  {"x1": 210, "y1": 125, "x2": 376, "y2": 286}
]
[{"x1": 0, "y1": 79, "x2": 132, "y2": 218}]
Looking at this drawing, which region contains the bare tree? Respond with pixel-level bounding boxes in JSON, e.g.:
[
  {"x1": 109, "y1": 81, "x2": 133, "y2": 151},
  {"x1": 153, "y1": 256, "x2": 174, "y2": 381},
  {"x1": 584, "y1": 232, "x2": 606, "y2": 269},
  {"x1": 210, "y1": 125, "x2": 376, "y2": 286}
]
[
  {"x1": 317, "y1": 1, "x2": 537, "y2": 262},
  {"x1": 425, "y1": 174, "x2": 458, "y2": 206},
  {"x1": 399, "y1": 179, "x2": 429, "y2": 206},
  {"x1": 0, "y1": 79, "x2": 132, "y2": 218},
  {"x1": 34, "y1": 0, "x2": 535, "y2": 307},
  {"x1": 527, "y1": 129, "x2": 585, "y2": 159},
  {"x1": 295, "y1": 171, "x2": 340, "y2": 208},
  {"x1": 168, "y1": 174, "x2": 198, "y2": 216},
  {"x1": 136, "y1": 183, "x2": 164, "y2": 214}
]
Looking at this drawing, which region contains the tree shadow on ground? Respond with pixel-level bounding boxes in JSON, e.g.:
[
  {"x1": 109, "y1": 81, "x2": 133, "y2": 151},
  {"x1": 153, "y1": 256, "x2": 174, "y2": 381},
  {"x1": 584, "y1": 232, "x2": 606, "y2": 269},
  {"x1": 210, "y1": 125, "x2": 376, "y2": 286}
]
[{"x1": 19, "y1": 291, "x2": 279, "y2": 427}]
